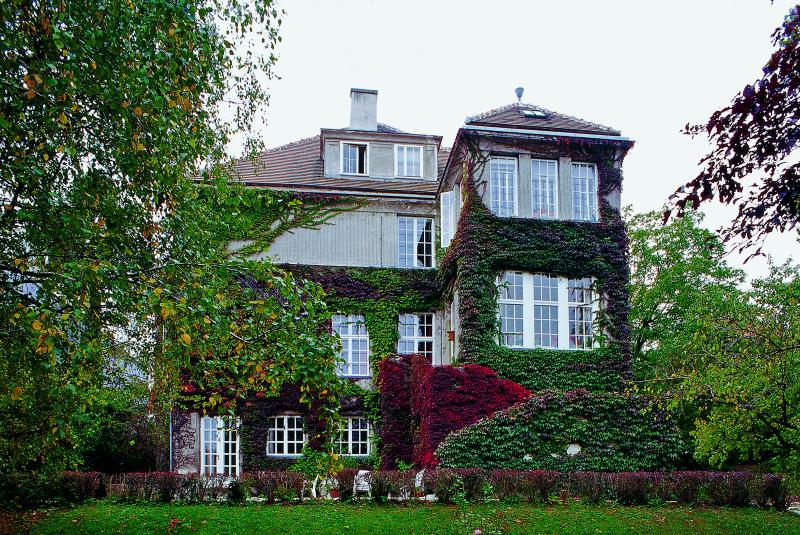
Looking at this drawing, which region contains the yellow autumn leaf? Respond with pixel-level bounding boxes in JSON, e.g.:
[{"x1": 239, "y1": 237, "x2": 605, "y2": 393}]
[
  {"x1": 32, "y1": 320, "x2": 42, "y2": 331},
  {"x1": 10, "y1": 386, "x2": 22, "y2": 401},
  {"x1": 181, "y1": 333, "x2": 191, "y2": 345},
  {"x1": 203, "y1": 316, "x2": 211, "y2": 324}
]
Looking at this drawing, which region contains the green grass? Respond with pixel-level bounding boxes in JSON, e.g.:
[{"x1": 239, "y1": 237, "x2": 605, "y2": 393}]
[{"x1": 28, "y1": 502, "x2": 800, "y2": 535}]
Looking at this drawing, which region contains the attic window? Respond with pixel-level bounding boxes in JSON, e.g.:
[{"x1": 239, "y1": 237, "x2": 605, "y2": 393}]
[
  {"x1": 521, "y1": 109, "x2": 548, "y2": 119},
  {"x1": 342, "y1": 142, "x2": 368, "y2": 175}
]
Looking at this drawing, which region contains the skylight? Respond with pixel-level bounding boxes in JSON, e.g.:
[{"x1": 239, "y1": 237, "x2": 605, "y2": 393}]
[{"x1": 521, "y1": 109, "x2": 548, "y2": 119}]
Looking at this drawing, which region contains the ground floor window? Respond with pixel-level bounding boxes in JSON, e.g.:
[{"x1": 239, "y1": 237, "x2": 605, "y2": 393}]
[
  {"x1": 267, "y1": 415, "x2": 305, "y2": 457},
  {"x1": 338, "y1": 417, "x2": 371, "y2": 456},
  {"x1": 200, "y1": 416, "x2": 239, "y2": 477}
]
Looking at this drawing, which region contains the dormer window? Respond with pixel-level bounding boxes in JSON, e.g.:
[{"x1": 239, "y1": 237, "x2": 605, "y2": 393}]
[
  {"x1": 341, "y1": 142, "x2": 368, "y2": 175},
  {"x1": 395, "y1": 145, "x2": 422, "y2": 178}
]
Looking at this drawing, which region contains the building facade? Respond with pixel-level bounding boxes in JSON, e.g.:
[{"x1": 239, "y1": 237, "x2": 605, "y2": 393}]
[{"x1": 173, "y1": 88, "x2": 651, "y2": 476}]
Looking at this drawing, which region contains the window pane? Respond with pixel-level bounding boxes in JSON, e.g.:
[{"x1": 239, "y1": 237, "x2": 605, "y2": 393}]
[
  {"x1": 499, "y1": 303, "x2": 523, "y2": 347},
  {"x1": 571, "y1": 163, "x2": 597, "y2": 221},
  {"x1": 398, "y1": 217, "x2": 433, "y2": 268},
  {"x1": 490, "y1": 158, "x2": 516, "y2": 216},
  {"x1": 531, "y1": 159, "x2": 558, "y2": 218},
  {"x1": 398, "y1": 313, "x2": 435, "y2": 360}
]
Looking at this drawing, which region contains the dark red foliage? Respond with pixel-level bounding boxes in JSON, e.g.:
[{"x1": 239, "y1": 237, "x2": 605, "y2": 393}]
[
  {"x1": 410, "y1": 355, "x2": 530, "y2": 467},
  {"x1": 668, "y1": 6, "x2": 800, "y2": 255},
  {"x1": 378, "y1": 355, "x2": 415, "y2": 469}
]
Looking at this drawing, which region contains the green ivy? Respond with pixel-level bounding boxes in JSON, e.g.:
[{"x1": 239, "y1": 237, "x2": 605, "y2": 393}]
[
  {"x1": 436, "y1": 389, "x2": 683, "y2": 471},
  {"x1": 439, "y1": 142, "x2": 632, "y2": 394}
]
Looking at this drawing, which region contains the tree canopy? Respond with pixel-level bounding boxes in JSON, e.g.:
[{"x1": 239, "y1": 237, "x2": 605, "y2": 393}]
[
  {"x1": 0, "y1": 0, "x2": 343, "y2": 474},
  {"x1": 667, "y1": 6, "x2": 800, "y2": 255}
]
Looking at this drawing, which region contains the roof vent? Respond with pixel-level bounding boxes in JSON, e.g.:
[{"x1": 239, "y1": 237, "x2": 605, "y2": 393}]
[
  {"x1": 514, "y1": 87, "x2": 524, "y2": 102},
  {"x1": 521, "y1": 109, "x2": 548, "y2": 119}
]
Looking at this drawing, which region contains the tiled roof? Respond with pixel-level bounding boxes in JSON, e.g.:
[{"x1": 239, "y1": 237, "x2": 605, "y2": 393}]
[
  {"x1": 465, "y1": 102, "x2": 621, "y2": 136},
  {"x1": 437, "y1": 147, "x2": 451, "y2": 179},
  {"x1": 226, "y1": 135, "x2": 438, "y2": 197}
]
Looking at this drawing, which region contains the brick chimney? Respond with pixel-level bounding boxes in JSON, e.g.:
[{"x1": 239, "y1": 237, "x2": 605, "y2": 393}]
[{"x1": 349, "y1": 88, "x2": 378, "y2": 131}]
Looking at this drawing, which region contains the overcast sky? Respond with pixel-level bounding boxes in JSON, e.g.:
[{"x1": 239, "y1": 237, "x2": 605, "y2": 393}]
[{"x1": 242, "y1": 0, "x2": 798, "y2": 280}]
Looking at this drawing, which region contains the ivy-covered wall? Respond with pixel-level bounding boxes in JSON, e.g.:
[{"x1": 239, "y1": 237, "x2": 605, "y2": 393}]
[
  {"x1": 440, "y1": 134, "x2": 633, "y2": 393},
  {"x1": 435, "y1": 388, "x2": 683, "y2": 471}
]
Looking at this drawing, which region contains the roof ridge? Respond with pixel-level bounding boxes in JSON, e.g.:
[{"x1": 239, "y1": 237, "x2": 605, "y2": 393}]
[
  {"x1": 261, "y1": 134, "x2": 320, "y2": 155},
  {"x1": 465, "y1": 102, "x2": 620, "y2": 135}
]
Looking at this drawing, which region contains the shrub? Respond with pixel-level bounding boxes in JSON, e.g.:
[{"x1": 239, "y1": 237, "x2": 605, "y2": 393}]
[
  {"x1": 436, "y1": 389, "x2": 682, "y2": 472},
  {"x1": 61, "y1": 471, "x2": 105, "y2": 503},
  {"x1": 520, "y1": 470, "x2": 559, "y2": 503},
  {"x1": 411, "y1": 356, "x2": 530, "y2": 467},
  {"x1": 378, "y1": 356, "x2": 415, "y2": 469},
  {"x1": 460, "y1": 469, "x2": 488, "y2": 502},
  {"x1": 568, "y1": 472, "x2": 614, "y2": 504},
  {"x1": 487, "y1": 470, "x2": 524, "y2": 502},
  {"x1": 226, "y1": 479, "x2": 246, "y2": 504},
  {"x1": 424, "y1": 469, "x2": 462, "y2": 503},
  {"x1": 336, "y1": 468, "x2": 358, "y2": 502}
]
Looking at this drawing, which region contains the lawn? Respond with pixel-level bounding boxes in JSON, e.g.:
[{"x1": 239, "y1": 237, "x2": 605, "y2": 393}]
[{"x1": 23, "y1": 502, "x2": 800, "y2": 535}]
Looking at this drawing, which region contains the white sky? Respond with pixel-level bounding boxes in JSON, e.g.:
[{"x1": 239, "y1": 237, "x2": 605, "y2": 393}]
[{"x1": 240, "y1": 0, "x2": 799, "y2": 280}]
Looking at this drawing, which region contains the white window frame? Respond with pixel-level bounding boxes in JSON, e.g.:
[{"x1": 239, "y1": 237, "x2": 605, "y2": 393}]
[
  {"x1": 497, "y1": 271, "x2": 524, "y2": 348},
  {"x1": 200, "y1": 415, "x2": 240, "y2": 477},
  {"x1": 266, "y1": 415, "x2": 306, "y2": 458},
  {"x1": 440, "y1": 191, "x2": 455, "y2": 247},
  {"x1": 571, "y1": 162, "x2": 598, "y2": 222},
  {"x1": 531, "y1": 159, "x2": 559, "y2": 219},
  {"x1": 489, "y1": 157, "x2": 518, "y2": 217},
  {"x1": 398, "y1": 216, "x2": 435, "y2": 268},
  {"x1": 496, "y1": 271, "x2": 598, "y2": 350},
  {"x1": 395, "y1": 144, "x2": 424, "y2": 178},
  {"x1": 340, "y1": 141, "x2": 369, "y2": 176},
  {"x1": 332, "y1": 314, "x2": 371, "y2": 377},
  {"x1": 397, "y1": 313, "x2": 436, "y2": 361},
  {"x1": 337, "y1": 417, "x2": 371, "y2": 457}
]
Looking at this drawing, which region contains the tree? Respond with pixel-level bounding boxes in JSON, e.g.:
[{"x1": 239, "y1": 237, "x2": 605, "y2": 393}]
[
  {"x1": 670, "y1": 263, "x2": 800, "y2": 474},
  {"x1": 627, "y1": 208, "x2": 744, "y2": 376},
  {"x1": 0, "y1": 0, "x2": 342, "y2": 474},
  {"x1": 667, "y1": 6, "x2": 800, "y2": 255}
]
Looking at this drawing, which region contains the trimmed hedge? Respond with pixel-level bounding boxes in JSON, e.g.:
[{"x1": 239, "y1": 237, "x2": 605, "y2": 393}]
[
  {"x1": 421, "y1": 469, "x2": 788, "y2": 509},
  {"x1": 378, "y1": 355, "x2": 415, "y2": 469},
  {"x1": 0, "y1": 471, "x2": 105, "y2": 509},
  {"x1": 436, "y1": 389, "x2": 683, "y2": 471},
  {"x1": 3, "y1": 469, "x2": 786, "y2": 510}
]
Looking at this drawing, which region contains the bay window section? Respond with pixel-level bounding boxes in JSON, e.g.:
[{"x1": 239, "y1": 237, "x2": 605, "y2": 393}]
[
  {"x1": 398, "y1": 216, "x2": 434, "y2": 268},
  {"x1": 398, "y1": 313, "x2": 435, "y2": 360},
  {"x1": 200, "y1": 416, "x2": 239, "y2": 477},
  {"x1": 496, "y1": 272, "x2": 597, "y2": 350},
  {"x1": 332, "y1": 314, "x2": 370, "y2": 377},
  {"x1": 489, "y1": 157, "x2": 517, "y2": 216},
  {"x1": 267, "y1": 415, "x2": 305, "y2": 457},
  {"x1": 531, "y1": 159, "x2": 558, "y2": 219},
  {"x1": 571, "y1": 162, "x2": 598, "y2": 222},
  {"x1": 338, "y1": 417, "x2": 371, "y2": 456}
]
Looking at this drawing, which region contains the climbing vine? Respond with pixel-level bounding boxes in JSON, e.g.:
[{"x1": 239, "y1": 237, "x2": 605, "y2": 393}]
[{"x1": 439, "y1": 133, "x2": 634, "y2": 393}]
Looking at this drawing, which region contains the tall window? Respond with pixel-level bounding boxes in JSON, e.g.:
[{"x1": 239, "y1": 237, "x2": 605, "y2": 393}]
[
  {"x1": 571, "y1": 163, "x2": 598, "y2": 221},
  {"x1": 398, "y1": 216, "x2": 433, "y2": 268},
  {"x1": 496, "y1": 272, "x2": 596, "y2": 350},
  {"x1": 398, "y1": 313, "x2": 435, "y2": 360},
  {"x1": 497, "y1": 271, "x2": 524, "y2": 348},
  {"x1": 395, "y1": 145, "x2": 422, "y2": 178},
  {"x1": 440, "y1": 191, "x2": 455, "y2": 247},
  {"x1": 489, "y1": 158, "x2": 517, "y2": 216},
  {"x1": 200, "y1": 416, "x2": 239, "y2": 477},
  {"x1": 267, "y1": 415, "x2": 305, "y2": 457},
  {"x1": 531, "y1": 159, "x2": 558, "y2": 219},
  {"x1": 338, "y1": 417, "x2": 371, "y2": 456},
  {"x1": 532, "y1": 274, "x2": 559, "y2": 348},
  {"x1": 568, "y1": 278, "x2": 594, "y2": 349},
  {"x1": 342, "y1": 142, "x2": 368, "y2": 175},
  {"x1": 332, "y1": 314, "x2": 370, "y2": 377}
]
